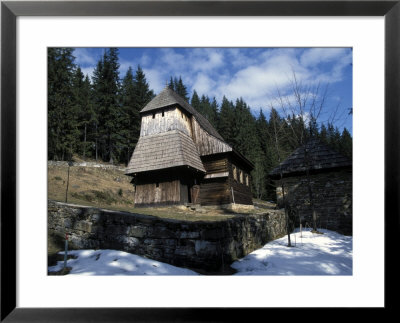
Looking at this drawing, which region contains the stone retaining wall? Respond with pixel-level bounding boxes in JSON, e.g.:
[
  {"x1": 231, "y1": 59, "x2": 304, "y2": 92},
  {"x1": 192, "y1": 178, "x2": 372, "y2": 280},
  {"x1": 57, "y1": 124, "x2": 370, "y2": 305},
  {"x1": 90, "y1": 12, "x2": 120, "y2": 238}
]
[
  {"x1": 48, "y1": 200, "x2": 286, "y2": 272},
  {"x1": 48, "y1": 161, "x2": 125, "y2": 171}
]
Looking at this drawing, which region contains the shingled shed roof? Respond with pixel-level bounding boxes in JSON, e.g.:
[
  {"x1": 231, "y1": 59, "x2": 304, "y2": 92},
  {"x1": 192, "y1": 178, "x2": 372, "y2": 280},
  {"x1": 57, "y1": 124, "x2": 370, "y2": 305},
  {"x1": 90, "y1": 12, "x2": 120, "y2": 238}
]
[
  {"x1": 269, "y1": 139, "x2": 351, "y2": 179},
  {"x1": 141, "y1": 87, "x2": 225, "y2": 141},
  {"x1": 125, "y1": 130, "x2": 206, "y2": 175}
]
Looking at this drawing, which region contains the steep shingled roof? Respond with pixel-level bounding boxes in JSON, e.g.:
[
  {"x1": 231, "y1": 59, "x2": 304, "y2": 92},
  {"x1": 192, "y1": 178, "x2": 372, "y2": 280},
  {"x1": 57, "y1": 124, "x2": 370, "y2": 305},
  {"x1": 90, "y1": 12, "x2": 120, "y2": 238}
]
[
  {"x1": 140, "y1": 87, "x2": 225, "y2": 141},
  {"x1": 269, "y1": 139, "x2": 351, "y2": 178},
  {"x1": 125, "y1": 130, "x2": 206, "y2": 175}
]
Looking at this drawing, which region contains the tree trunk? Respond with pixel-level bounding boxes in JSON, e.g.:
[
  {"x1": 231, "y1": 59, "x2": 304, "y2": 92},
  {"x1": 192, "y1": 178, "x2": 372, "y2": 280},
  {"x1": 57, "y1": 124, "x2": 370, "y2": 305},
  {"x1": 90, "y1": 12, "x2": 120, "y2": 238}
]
[
  {"x1": 306, "y1": 167, "x2": 317, "y2": 232},
  {"x1": 95, "y1": 123, "x2": 98, "y2": 162},
  {"x1": 281, "y1": 180, "x2": 291, "y2": 247},
  {"x1": 83, "y1": 123, "x2": 87, "y2": 159}
]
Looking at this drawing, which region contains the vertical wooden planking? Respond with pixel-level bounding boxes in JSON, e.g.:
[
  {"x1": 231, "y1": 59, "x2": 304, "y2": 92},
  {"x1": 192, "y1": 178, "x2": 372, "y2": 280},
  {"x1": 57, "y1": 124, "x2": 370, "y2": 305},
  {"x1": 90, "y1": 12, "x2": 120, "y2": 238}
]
[
  {"x1": 140, "y1": 106, "x2": 192, "y2": 137},
  {"x1": 191, "y1": 118, "x2": 232, "y2": 155}
]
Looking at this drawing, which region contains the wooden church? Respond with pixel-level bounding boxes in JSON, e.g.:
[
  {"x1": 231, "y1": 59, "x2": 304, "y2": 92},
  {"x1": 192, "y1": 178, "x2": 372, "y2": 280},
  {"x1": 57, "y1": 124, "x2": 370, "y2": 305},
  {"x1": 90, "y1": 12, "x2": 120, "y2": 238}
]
[{"x1": 125, "y1": 87, "x2": 254, "y2": 207}]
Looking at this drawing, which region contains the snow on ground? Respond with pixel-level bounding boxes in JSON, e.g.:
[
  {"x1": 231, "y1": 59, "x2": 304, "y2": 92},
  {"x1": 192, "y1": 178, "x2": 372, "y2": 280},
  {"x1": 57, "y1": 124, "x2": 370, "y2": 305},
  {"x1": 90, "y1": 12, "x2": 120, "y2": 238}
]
[
  {"x1": 232, "y1": 228, "x2": 352, "y2": 275},
  {"x1": 48, "y1": 249, "x2": 199, "y2": 275},
  {"x1": 48, "y1": 228, "x2": 352, "y2": 275}
]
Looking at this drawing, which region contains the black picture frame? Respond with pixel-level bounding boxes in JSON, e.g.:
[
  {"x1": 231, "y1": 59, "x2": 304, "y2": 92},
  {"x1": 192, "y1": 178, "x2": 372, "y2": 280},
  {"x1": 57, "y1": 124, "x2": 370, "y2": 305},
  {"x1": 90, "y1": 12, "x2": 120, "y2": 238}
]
[{"x1": 1, "y1": 1, "x2": 398, "y2": 321}]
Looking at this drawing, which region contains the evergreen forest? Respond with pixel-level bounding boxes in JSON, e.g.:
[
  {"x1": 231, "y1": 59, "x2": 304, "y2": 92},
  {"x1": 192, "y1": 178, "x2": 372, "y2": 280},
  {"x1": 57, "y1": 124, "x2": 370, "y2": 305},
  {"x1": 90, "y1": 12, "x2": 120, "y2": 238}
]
[{"x1": 48, "y1": 48, "x2": 352, "y2": 201}]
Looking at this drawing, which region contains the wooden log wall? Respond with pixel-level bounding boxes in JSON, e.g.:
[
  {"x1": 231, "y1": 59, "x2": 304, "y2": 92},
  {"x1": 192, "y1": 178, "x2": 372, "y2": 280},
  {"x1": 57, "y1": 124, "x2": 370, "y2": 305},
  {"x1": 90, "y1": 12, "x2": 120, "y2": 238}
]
[
  {"x1": 191, "y1": 118, "x2": 232, "y2": 156},
  {"x1": 199, "y1": 177, "x2": 231, "y2": 205},
  {"x1": 227, "y1": 159, "x2": 253, "y2": 205},
  {"x1": 198, "y1": 156, "x2": 230, "y2": 205},
  {"x1": 140, "y1": 106, "x2": 192, "y2": 137},
  {"x1": 201, "y1": 155, "x2": 229, "y2": 174}
]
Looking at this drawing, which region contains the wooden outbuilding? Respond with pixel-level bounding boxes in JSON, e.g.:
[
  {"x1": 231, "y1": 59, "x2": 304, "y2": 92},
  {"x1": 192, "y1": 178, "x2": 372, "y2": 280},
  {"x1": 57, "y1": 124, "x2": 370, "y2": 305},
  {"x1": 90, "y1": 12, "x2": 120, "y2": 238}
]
[
  {"x1": 269, "y1": 139, "x2": 352, "y2": 235},
  {"x1": 125, "y1": 87, "x2": 254, "y2": 207}
]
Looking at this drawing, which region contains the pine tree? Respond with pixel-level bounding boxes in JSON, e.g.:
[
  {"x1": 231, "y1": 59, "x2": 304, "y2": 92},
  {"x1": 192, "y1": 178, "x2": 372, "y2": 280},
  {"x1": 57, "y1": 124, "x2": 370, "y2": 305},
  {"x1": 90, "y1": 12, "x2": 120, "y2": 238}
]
[
  {"x1": 168, "y1": 77, "x2": 174, "y2": 90},
  {"x1": 92, "y1": 48, "x2": 122, "y2": 163},
  {"x1": 91, "y1": 57, "x2": 104, "y2": 161},
  {"x1": 319, "y1": 123, "x2": 328, "y2": 144},
  {"x1": 120, "y1": 67, "x2": 137, "y2": 164},
  {"x1": 339, "y1": 128, "x2": 352, "y2": 160},
  {"x1": 169, "y1": 76, "x2": 189, "y2": 101},
  {"x1": 256, "y1": 109, "x2": 276, "y2": 200},
  {"x1": 72, "y1": 68, "x2": 93, "y2": 159},
  {"x1": 209, "y1": 97, "x2": 219, "y2": 128},
  {"x1": 48, "y1": 48, "x2": 78, "y2": 161},
  {"x1": 133, "y1": 65, "x2": 155, "y2": 117},
  {"x1": 190, "y1": 90, "x2": 201, "y2": 111},
  {"x1": 199, "y1": 94, "x2": 218, "y2": 127},
  {"x1": 217, "y1": 96, "x2": 235, "y2": 144},
  {"x1": 175, "y1": 76, "x2": 189, "y2": 101},
  {"x1": 128, "y1": 65, "x2": 155, "y2": 159},
  {"x1": 256, "y1": 109, "x2": 269, "y2": 156}
]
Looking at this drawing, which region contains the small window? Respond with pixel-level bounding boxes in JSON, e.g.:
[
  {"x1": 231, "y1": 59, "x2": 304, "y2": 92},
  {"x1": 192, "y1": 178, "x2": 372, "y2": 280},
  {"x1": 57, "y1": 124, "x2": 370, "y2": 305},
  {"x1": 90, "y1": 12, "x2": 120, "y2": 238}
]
[
  {"x1": 240, "y1": 170, "x2": 243, "y2": 184},
  {"x1": 152, "y1": 113, "x2": 155, "y2": 119},
  {"x1": 246, "y1": 175, "x2": 249, "y2": 186},
  {"x1": 181, "y1": 112, "x2": 183, "y2": 118},
  {"x1": 162, "y1": 110, "x2": 165, "y2": 117},
  {"x1": 156, "y1": 182, "x2": 159, "y2": 188}
]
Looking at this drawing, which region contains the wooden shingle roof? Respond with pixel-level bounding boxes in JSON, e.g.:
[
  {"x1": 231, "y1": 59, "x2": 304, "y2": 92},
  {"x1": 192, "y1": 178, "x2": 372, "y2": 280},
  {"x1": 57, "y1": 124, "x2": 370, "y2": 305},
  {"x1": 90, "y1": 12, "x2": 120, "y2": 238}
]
[
  {"x1": 125, "y1": 130, "x2": 206, "y2": 175},
  {"x1": 141, "y1": 87, "x2": 225, "y2": 141},
  {"x1": 269, "y1": 139, "x2": 351, "y2": 179}
]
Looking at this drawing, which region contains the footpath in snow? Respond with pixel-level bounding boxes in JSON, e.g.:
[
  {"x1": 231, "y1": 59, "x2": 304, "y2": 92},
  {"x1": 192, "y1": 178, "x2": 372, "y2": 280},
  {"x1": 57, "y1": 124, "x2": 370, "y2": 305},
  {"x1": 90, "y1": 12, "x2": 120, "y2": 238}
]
[{"x1": 48, "y1": 228, "x2": 352, "y2": 276}]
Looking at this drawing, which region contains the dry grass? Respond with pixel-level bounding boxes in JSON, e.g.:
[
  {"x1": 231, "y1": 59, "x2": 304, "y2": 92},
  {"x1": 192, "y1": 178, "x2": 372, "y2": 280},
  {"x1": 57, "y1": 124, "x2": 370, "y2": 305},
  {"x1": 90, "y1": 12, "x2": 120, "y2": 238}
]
[{"x1": 48, "y1": 164, "x2": 135, "y2": 207}]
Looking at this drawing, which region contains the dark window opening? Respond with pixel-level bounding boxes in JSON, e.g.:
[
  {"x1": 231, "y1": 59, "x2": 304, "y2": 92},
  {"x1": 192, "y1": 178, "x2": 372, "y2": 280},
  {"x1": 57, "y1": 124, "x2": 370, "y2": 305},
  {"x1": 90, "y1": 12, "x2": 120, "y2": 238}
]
[
  {"x1": 156, "y1": 182, "x2": 159, "y2": 188},
  {"x1": 152, "y1": 113, "x2": 155, "y2": 119},
  {"x1": 162, "y1": 110, "x2": 165, "y2": 117}
]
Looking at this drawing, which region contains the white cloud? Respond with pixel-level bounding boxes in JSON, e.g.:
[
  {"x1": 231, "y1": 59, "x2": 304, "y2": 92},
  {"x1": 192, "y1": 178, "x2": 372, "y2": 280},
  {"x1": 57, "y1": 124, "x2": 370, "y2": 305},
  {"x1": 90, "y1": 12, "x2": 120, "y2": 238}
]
[
  {"x1": 300, "y1": 48, "x2": 350, "y2": 67},
  {"x1": 190, "y1": 48, "x2": 225, "y2": 72},
  {"x1": 205, "y1": 48, "x2": 351, "y2": 111},
  {"x1": 139, "y1": 54, "x2": 151, "y2": 67},
  {"x1": 159, "y1": 48, "x2": 187, "y2": 74},
  {"x1": 118, "y1": 61, "x2": 132, "y2": 78},
  {"x1": 213, "y1": 49, "x2": 306, "y2": 108},
  {"x1": 80, "y1": 66, "x2": 95, "y2": 79},
  {"x1": 192, "y1": 73, "x2": 216, "y2": 95},
  {"x1": 143, "y1": 68, "x2": 165, "y2": 93},
  {"x1": 73, "y1": 48, "x2": 97, "y2": 66}
]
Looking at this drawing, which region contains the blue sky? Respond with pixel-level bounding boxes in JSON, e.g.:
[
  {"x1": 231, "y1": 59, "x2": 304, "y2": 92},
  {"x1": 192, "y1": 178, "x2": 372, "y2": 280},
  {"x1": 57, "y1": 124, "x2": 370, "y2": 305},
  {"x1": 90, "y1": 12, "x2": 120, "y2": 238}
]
[{"x1": 73, "y1": 47, "x2": 352, "y2": 133}]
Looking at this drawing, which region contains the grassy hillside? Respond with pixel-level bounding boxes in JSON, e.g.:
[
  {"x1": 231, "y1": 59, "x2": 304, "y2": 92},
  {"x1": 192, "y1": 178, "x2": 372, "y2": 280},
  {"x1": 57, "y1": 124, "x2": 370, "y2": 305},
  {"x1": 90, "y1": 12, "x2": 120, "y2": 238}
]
[{"x1": 48, "y1": 163, "x2": 135, "y2": 210}]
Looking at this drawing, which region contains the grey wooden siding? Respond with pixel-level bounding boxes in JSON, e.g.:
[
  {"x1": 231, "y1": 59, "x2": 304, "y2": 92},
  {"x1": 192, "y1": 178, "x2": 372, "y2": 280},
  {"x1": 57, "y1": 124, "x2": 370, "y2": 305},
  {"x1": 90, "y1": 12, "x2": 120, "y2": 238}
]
[
  {"x1": 125, "y1": 130, "x2": 206, "y2": 174},
  {"x1": 191, "y1": 118, "x2": 232, "y2": 156},
  {"x1": 140, "y1": 106, "x2": 192, "y2": 138},
  {"x1": 135, "y1": 179, "x2": 181, "y2": 206},
  {"x1": 227, "y1": 159, "x2": 253, "y2": 205}
]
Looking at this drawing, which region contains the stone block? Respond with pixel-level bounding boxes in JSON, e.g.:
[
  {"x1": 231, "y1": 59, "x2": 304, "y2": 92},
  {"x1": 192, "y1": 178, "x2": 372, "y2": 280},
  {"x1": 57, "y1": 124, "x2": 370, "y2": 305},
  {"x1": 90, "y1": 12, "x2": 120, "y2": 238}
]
[
  {"x1": 194, "y1": 240, "x2": 218, "y2": 257},
  {"x1": 129, "y1": 226, "x2": 147, "y2": 238},
  {"x1": 74, "y1": 220, "x2": 92, "y2": 233},
  {"x1": 200, "y1": 228, "x2": 222, "y2": 240},
  {"x1": 150, "y1": 227, "x2": 176, "y2": 239},
  {"x1": 117, "y1": 236, "x2": 140, "y2": 249},
  {"x1": 178, "y1": 231, "x2": 200, "y2": 239}
]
